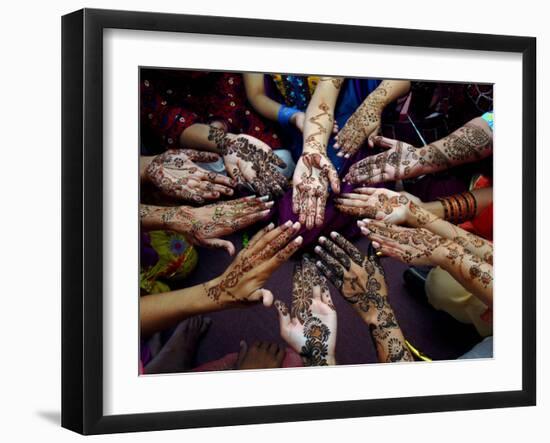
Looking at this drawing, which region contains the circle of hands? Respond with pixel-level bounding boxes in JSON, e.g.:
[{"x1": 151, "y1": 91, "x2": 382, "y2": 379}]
[
  {"x1": 146, "y1": 148, "x2": 236, "y2": 204},
  {"x1": 292, "y1": 152, "x2": 340, "y2": 230},
  {"x1": 222, "y1": 134, "x2": 288, "y2": 197}
]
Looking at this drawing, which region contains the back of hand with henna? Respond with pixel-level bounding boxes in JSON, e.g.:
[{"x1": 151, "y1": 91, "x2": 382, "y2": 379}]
[
  {"x1": 208, "y1": 126, "x2": 288, "y2": 197},
  {"x1": 314, "y1": 232, "x2": 413, "y2": 363}
]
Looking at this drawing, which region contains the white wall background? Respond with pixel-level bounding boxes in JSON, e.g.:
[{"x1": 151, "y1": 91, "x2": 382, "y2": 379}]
[{"x1": 0, "y1": 0, "x2": 546, "y2": 441}]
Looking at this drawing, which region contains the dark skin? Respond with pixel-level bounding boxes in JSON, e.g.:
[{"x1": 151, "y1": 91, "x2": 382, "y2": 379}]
[{"x1": 235, "y1": 341, "x2": 285, "y2": 370}]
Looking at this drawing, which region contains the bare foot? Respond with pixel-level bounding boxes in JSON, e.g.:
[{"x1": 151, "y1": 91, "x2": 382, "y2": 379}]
[
  {"x1": 144, "y1": 316, "x2": 211, "y2": 374},
  {"x1": 235, "y1": 340, "x2": 285, "y2": 370}
]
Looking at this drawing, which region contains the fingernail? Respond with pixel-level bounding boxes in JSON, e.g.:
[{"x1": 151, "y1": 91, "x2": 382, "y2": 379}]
[
  {"x1": 294, "y1": 236, "x2": 303, "y2": 245},
  {"x1": 319, "y1": 236, "x2": 326, "y2": 243},
  {"x1": 316, "y1": 261, "x2": 323, "y2": 267},
  {"x1": 266, "y1": 201, "x2": 275, "y2": 207},
  {"x1": 360, "y1": 227, "x2": 369, "y2": 234},
  {"x1": 261, "y1": 209, "x2": 270, "y2": 216},
  {"x1": 330, "y1": 231, "x2": 338, "y2": 238},
  {"x1": 345, "y1": 154, "x2": 350, "y2": 158},
  {"x1": 267, "y1": 222, "x2": 275, "y2": 230},
  {"x1": 314, "y1": 246, "x2": 322, "y2": 253},
  {"x1": 292, "y1": 222, "x2": 301, "y2": 230},
  {"x1": 284, "y1": 220, "x2": 293, "y2": 227},
  {"x1": 260, "y1": 195, "x2": 270, "y2": 201},
  {"x1": 357, "y1": 220, "x2": 364, "y2": 226}
]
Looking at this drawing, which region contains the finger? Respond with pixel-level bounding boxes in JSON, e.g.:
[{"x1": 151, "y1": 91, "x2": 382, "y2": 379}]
[
  {"x1": 334, "y1": 196, "x2": 368, "y2": 206},
  {"x1": 320, "y1": 286, "x2": 335, "y2": 309},
  {"x1": 371, "y1": 136, "x2": 397, "y2": 150},
  {"x1": 292, "y1": 263, "x2": 304, "y2": 301},
  {"x1": 247, "y1": 222, "x2": 275, "y2": 248},
  {"x1": 318, "y1": 236, "x2": 351, "y2": 268},
  {"x1": 274, "y1": 300, "x2": 291, "y2": 330},
  {"x1": 354, "y1": 187, "x2": 378, "y2": 195},
  {"x1": 292, "y1": 187, "x2": 301, "y2": 215},
  {"x1": 268, "y1": 151, "x2": 287, "y2": 169},
  {"x1": 182, "y1": 149, "x2": 221, "y2": 163},
  {"x1": 249, "y1": 288, "x2": 274, "y2": 307},
  {"x1": 328, "y1": 166, "x2": 340, "y2": 194},
  {"x1": 268, "y1": 235, "x2": 303, "y2": 266},
  {"x1": 314, "y1": 244, "x2": 346, "y2": 274},
  {"x1": 234, "y1": 209, "x2": 271, "y2": 229},
  {"x1": 205, "y1": 171, "x2": 236, "y2": 188},
  {"x1": 251, "y1": 178, "x2": 268, "y2": 197},
  {"x1": 199, "y1": 237, "x2": 236, "y2": 256},
  {"x1": 329, "y1": 231, "x2": 363, "y2": 265},
  {"x1": 314, "y1": 194, "x2": 327, "y2": 228},
  {"x1": 248, "y1": 220, "x2": 298, "y2": 258},
  {"x1": 315, "y1": 259, "x2": 343, "y2": 289},
  {"x1": 367, "y1": 126, "x2": 381, "y2": 149},
  {"x1": 194, "y1": 190, "x2": 221, "y2": 201},
  {"x1": 305, "y1": 192, "x2": 316, "y2": 230},
  {"x1": 201, "y1": 182, "x2": 234, "y2": 196}
]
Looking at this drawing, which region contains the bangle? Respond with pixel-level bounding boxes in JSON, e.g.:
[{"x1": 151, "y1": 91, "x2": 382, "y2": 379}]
[
  {"x1": 277, "y1": 105, "x2": 300, "y2": 128},
  {"x1": 437, "y1": 191, "x2": 478, "y2": 224}
]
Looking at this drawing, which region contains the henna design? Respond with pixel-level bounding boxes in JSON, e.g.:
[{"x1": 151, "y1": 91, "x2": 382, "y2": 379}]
[
  {"x1": 319, "y1": 77, "x2": 344, "y2": 89},
  {"x1": 222, "y1": 135, "x2": 288, "y2": 196},
  {"x1": 299, "y1": 316, "x2": 331, "y2": 366}
]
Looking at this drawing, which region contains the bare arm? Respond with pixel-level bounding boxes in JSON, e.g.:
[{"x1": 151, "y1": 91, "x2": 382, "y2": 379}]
[{"x1": 243, "y1": 73, "x2": 282, "y2": 122}]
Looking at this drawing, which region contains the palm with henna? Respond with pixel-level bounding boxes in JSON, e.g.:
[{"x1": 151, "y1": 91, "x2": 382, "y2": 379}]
[
  {"x1": 292, "y1": 152, "x2": 340, "y2": 229},
  {"x1": 144, "y1": 149, "x2": 236, "y2": 203},
  {"x1": 274, "y1": 256, "x2": 337, "y2": 366}
]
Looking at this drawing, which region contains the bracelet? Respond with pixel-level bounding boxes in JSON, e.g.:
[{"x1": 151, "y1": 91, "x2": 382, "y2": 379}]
[
  {"x1": 277, "y1": 105, "x2": 300, "y2": 128},
  {"x1": 438, "y1": 191, "x2": 478, "y2": 224}
]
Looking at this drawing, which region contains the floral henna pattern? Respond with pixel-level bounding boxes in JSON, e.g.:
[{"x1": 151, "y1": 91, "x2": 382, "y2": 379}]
[
  {"x1": 291, "y1": 257, "x2": 333, "y2": 323},
  {"x1": 299, "y1": 316, "x2": 331, "y2": 366}
]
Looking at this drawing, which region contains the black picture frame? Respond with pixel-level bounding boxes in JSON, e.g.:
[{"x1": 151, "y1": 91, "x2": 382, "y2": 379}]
[{"x1": 62, "y1": 8, "x2": 537, "y2": 435}]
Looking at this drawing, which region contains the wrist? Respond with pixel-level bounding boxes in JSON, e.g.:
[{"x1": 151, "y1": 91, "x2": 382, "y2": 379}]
[{"x1": 140, "y1": 156, "x2": 156, "y2": 182}]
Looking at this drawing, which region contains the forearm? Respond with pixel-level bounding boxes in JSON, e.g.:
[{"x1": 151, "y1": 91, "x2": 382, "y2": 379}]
[
  {"x1": 243, "y1": 73, "x2": 282, "y2": 122},
  {"x1": 416, "y1": 117, "x2": 492, "y2": 174},
  {"x1": 140, "y1": 204, "x2": 192, "y2": 232},
  {"x1": 302, "y1": 78, "x2": 342, "y2": 154},
  {"x1": 356, "y1": 302, "x2": 413, "y2": 363},
  {"x1": 140, "y1": 283, "x2": 219, "y2": 337},
  {"x1": 407, "y1": 202, "x2": 493, "y2": 264},
  {"x1": 421, "y1": 187, "x2": 492, "y2": 220},
  {"x1": 433, "y1": 244, "x2": 493, "y2": 307},
  {"x1": 361, "y1": 80, "x2": 410, "y2": 111}
]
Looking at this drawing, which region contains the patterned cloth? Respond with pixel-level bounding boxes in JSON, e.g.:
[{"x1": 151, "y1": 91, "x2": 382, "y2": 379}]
[
  {"x1": 140, "y1": 70, "x2": 283, "y2": 154},
  {"x1": 140, "y1": 230, "x2": 198, "y2": 294}
]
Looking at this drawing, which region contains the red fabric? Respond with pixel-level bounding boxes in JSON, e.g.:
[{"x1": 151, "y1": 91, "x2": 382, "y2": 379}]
[
  {"x1": 140, "y1": 70, "x2": 282, "y2": 150},
  {"x1": 459, "y1": 203, "x2": 493, "y2": 241}
]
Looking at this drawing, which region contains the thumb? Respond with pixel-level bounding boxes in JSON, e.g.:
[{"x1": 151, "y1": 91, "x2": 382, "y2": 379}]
[
  {"x1": 371, "y1": 135, "x2": 397, "y2": 150},
  {"x1": 274, "y1": 299, "x2": 291, "y2": 330},
  {"x1": 200, "y1": 238, "x2": 236, "y2": 256},
  {"x1": 182, "y1": 149, "x2": 220, "y2": 163},
  {"x1": 328, "y1": 164, "x2": 341, "y2": 194},
  {"x1": 367, "y1": 126, "x2": 381, "y2": 148},
  {"x1": 250, "y1": 288, "x2": 274, "y2": 307}
]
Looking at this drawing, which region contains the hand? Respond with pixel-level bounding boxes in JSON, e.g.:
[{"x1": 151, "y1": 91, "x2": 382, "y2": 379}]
[
  {"x1": 334, "y1": 99, "x2": 383, "y2": 157},
  {"x1": 162, "y1": 196, "x2": 274, "y2": 255},
  {"x1": 292, "y1": 152, "x2": 340, "y2": 229},
  {"x1": 203, "y1": 221, "x2": 303, "y2": 307},
  {"x1": 360, "y1": 220, "x2": 446, "y2": 266},
  {"x1": 335, "y1": 187, "x2": 422, "y2": 224},
  {"x1": 344, "y1": 137, "x2": 426, "y2": 185},
  {"x1": 145, "y1": 149, "x2": 236, "y2": 203},
  {"x1": 221, "y1": 134, "x2": 288, "y2": 197},
  {"x1": 274, "y1": 258, "x2": 337, "y2": 366},
  {"x1": 313, "y1": 231, "x2": 388, "y2": 323}
]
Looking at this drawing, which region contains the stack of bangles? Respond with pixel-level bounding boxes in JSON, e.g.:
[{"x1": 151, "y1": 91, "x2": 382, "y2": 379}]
[
  {"x1": 437, "y1": 191, "x2": 477, "y2": 224},
  {"x1": 277, "y1": 105, "x2": 300, "y2": 128}
]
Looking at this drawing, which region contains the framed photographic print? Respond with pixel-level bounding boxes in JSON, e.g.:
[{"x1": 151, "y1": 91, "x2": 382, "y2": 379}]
[{"x1": 62, "y1": 8, "x2": 536, "y2": 435}]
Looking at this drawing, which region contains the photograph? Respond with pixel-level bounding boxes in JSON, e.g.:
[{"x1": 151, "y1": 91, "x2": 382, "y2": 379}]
[{"x1": 138, "y1": 68, "x2": 494, "y2": 375}]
